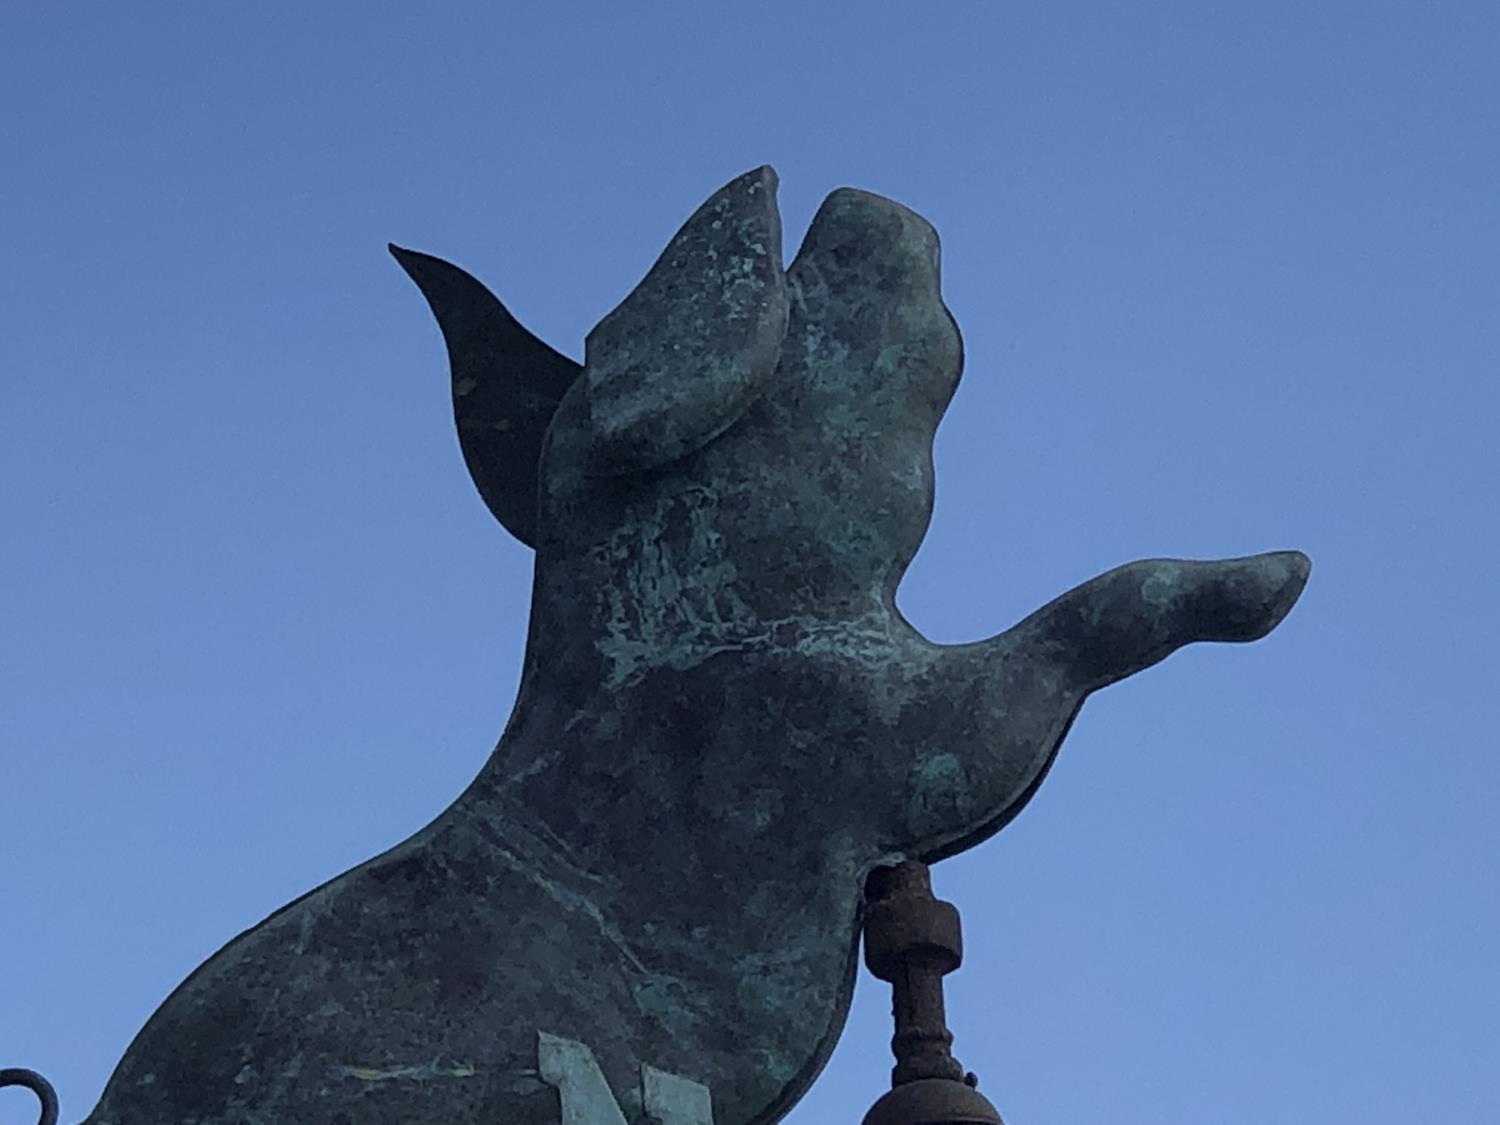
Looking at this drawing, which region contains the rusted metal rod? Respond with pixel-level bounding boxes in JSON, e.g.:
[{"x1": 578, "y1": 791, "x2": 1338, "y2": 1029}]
[{"x1": 864, "y1": 861, "x2": 966, "y2": 1085}]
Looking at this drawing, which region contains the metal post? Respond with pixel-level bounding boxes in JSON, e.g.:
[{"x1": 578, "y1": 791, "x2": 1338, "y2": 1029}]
[{"x1": 860, "y1": 861, "x2": 1003, "y2": 1125}]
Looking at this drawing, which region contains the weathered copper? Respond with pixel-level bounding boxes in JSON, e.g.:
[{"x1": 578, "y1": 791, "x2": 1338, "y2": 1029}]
[
  {"x1": 861, "y1": 863, "x2": 1004, "y2": 1125},
  {"x1": 55, "y1": 166, "x2": 1308, "y2": 1125}
]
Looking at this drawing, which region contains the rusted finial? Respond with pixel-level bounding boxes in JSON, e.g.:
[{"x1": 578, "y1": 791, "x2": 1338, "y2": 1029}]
[{"x1": 860, "y1": 861, "x2": 1003, "y2": 1125}]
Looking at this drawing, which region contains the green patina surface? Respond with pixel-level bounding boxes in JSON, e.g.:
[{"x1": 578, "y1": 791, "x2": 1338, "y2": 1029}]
[{"x1": 86, "y1": 167, "x2": 1308, "y2": 1125}]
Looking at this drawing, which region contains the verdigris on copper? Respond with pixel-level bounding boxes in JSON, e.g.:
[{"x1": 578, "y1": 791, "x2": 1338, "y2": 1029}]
[{"x1": 85, "y1": 166, "x2": 1309, "y2": 1125}]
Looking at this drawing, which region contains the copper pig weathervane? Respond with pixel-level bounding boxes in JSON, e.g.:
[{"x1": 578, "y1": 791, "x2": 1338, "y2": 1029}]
[{"x1": 8, "y1": 167, "x2": 1308, "y2": 1124}]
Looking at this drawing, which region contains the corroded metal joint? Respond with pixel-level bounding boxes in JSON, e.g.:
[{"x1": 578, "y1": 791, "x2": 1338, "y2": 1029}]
[{"x1": 864, "y1": 862, "x2": 963, "y2": 980}]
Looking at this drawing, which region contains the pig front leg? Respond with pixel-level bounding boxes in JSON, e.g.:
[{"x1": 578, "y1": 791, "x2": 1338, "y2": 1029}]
[{"x1": 880, "y1": 551, "x2": 1310, "y2": 860}]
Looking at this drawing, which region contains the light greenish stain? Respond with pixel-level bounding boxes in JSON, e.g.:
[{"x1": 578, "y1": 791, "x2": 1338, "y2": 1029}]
[
  {"x1": 592, "y1": 491, "x2": 763, "y2": 688},
  {"x1": 909, "y1": 751, "x2": 965, "y2": 833},
  {"x1": 632, "y1": 973, "x2": 690, "y2": 1021},
  {"x1": 337, "y1": 1059, "x2": 477, "y2": 1082},
  {"x1": 872, "y1": 343, "x2": 905, "y2": 375},
  {"x1": 1140, "y1": 566, "x2": 1179, "y2": 611}
]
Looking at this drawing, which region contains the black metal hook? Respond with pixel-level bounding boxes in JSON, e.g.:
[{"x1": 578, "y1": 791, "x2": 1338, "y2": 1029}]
[{"x1": 0, "y1": 1068, "x2": 59, "y2": 1125}]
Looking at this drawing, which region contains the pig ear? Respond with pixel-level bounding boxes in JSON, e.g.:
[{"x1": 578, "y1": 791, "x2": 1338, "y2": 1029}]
[
  {"x1": 583, "y1": 165, "x2": 789, "y2": 475},
  {"x1": 390, "y1": 245, "x2": 581, "y2": 547}
]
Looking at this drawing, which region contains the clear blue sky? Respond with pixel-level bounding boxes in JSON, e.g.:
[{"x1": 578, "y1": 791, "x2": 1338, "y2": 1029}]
[{"x1": 3, "y1": 3, "x2": 1495, "y2": 1121}]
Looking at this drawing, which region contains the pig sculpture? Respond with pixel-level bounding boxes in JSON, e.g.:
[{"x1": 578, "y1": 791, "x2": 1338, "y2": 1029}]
[{"x1": 82, "y1": 166, "x2": 1308, "y2": 1124}]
